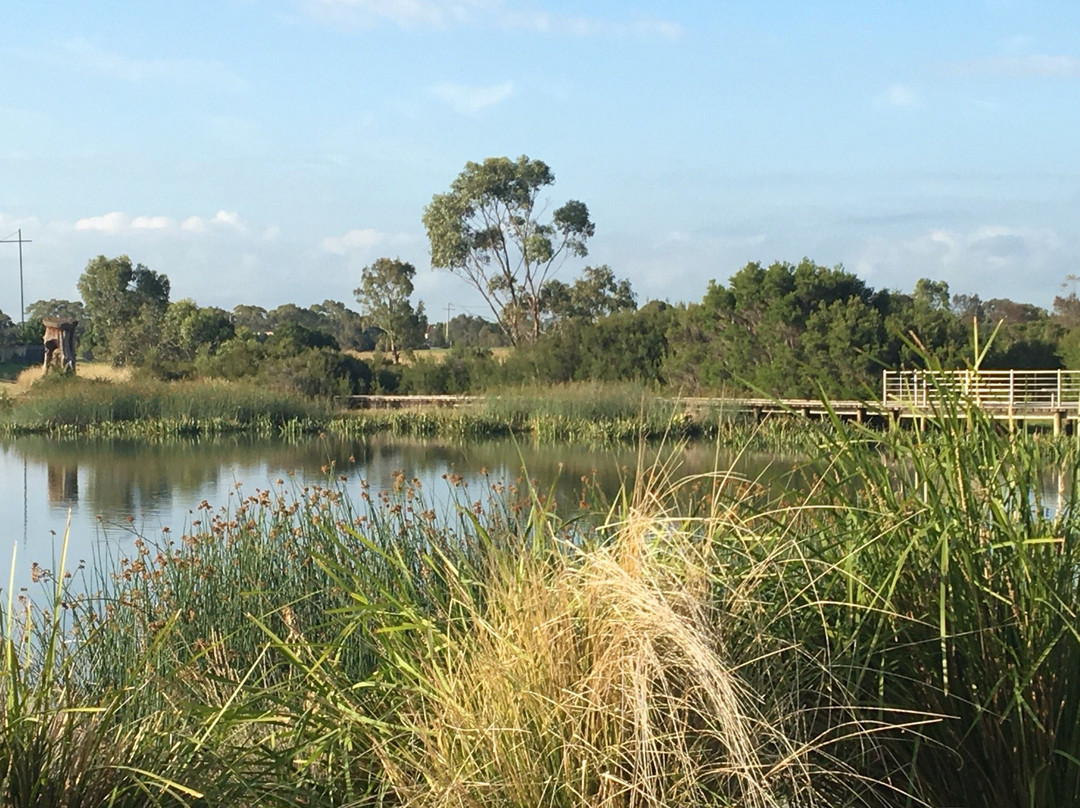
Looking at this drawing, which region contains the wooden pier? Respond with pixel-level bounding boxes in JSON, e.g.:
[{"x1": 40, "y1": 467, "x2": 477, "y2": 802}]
[
  {"x1": 880, "y1": 369, "x2": 1080, "y2": 435},
  {"x1": 339, "y1": 370, "x2": 1080, "y2": 435}
]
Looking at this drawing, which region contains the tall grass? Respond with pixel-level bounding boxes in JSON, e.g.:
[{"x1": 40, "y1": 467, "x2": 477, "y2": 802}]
[
  {"x1": 329, "y1": 381, "x2": 836, "y2": 448},
  {"x1": 0, "y1": 520, "x2": 206, "y2": 807},
  {"x1": 4, "y1": 377, "x2": 1080, "y2": 805},
  {"x1": 3, "y1": 373, "x2": 841, "y2": 450},
  {"x1": 796, "y1": 385, "x2": 1080, "y2": 806},
  {"x1": 0, "y1": 375, "x2": 327, "y2": 437}
]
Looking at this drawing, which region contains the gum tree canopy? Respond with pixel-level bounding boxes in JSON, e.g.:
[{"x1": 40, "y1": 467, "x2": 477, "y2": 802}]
[
  {"x1": 423, "y1": 155, "x2": 595, "y2": 345},
  {"x1": 354, "y1": 257, "x2": 427, "y2": 363}
]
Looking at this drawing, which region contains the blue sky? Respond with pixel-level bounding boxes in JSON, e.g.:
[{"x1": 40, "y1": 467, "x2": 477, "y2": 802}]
[{"x1": 2, "y1": 0, "x2": 1078, "y2": 322}]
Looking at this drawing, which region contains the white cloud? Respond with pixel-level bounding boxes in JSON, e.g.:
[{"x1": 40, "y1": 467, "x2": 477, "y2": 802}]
[
  {"x1": 944, "y1": 54, "x2": 1080, "y2": 79},
  {"x1": 1, "y1": 210, "x2": 430, "y2": 312},
  {"x1": 213, "y1": 210, "x2": 244, "y2": 230},
  {"x1": 321, "y1": 227, "x2": 418, "y2": 255},
  {"x1": 62, "y1": 39, "x2": 247, "y2": 92},
  {"x1": 431, "y1": 81, "x2": 514, "y2": 113},
  {"x1": 74, "y1": 212, "x2": 129, "y2": 233},
  {"x1": 322, "y1": 228, "x2": 388, "y2": 254},
  {"x1": 131, "y1": 216, "x2": 171, "y2": 230},
  {"x1": 181, "y1": 216, "x2": 206, "y2": 233},
  {"x1": 855, "y1": 224, "x2": 1071, "y2": 302},
  {"x1": 296, "y1": 0, "x2": 495, "y2": 28},
  {"x1": 292, "y1": 0, "x2": 683, "y2": 38},
  {"x1": 73, "y1": 210, "x2": 248, "y2": 236},
  {"x1": 497, "y1": 9, "x2": 682, "y2": 38},
  {"x1": 875, "y1": 83, "x2": 919, "y2": 109}
]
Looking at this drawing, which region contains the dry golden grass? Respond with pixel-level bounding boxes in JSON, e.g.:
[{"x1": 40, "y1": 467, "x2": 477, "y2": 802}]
[
  {"x1": 375, "y1": 505, "x2": 820, "y2": 808},
  {"x1": 9, "y1": 362, "x2": 133, "y2": 394},
  {"x1": 74, "y1": 362, "x2": 133, "y2": 382},
  {"x1": 345, "y1": 347, "x2": 513, "y2": 365}
]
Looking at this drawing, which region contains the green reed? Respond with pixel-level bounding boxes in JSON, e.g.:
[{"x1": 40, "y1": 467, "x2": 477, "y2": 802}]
[
  {"x1": 1, "y1": 519, "x2": 208, "y2": 807},
  {"x1": 5, "y1": 373, "x2": 850, "y2": 453},
  {"x1": 6, "y1": 373, "x2": 1080, "y2": 805},
  {"x1": 0, "y1": 376, "x2": 327, "y2": 437}
]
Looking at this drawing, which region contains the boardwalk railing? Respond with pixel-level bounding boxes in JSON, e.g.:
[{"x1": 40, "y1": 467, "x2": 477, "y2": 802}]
[{"x1": 882, "y1": 370, "x2": 1080, "y2": 412}]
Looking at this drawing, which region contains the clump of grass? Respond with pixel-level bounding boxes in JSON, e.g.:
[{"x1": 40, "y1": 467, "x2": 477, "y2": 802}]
[
  {"x1": 1, "y1": 523, "x2": 206, "y2": 807},
  {"x1": 804, "y1": 382, "x2": 1080, "y2": 806},
  {"x1": 363, "y1": 509, "x2": 826, "y2": 808},
  {"x1": 0, "y1": 375, "x2": 327, "y2": 437}
]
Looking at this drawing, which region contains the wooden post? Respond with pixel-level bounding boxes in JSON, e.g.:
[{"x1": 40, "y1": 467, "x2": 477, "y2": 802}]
[
  {"x1": 42, "y1": 319, "x2": 77, "y2": 372},
  {"x1": 1054, "y1": 410, "x2": 1064, "y2": 438}
]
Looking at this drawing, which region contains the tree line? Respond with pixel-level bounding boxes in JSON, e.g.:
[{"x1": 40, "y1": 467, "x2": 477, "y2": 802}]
[{"x1": 2, "y1": 153, "x2": 1076, "y2": 400}]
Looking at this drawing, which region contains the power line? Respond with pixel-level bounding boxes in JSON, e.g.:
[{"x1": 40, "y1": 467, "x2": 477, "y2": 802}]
[{"x1": 0, "y1": 229, "x2": 31, "y2": 326}]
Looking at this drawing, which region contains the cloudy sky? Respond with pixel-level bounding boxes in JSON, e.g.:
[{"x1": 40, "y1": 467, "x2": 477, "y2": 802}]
[{"x1": 2, "y1": 0, "x2": 1078, "y2": 322}]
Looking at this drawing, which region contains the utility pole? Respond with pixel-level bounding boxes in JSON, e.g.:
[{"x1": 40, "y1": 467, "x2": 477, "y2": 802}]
[
  {"x1": 445, "y1": 302, "x2": 452, "y2": 345},
  {"x1": 0, "y1": 229, "x2": 31, "y2": 327}
]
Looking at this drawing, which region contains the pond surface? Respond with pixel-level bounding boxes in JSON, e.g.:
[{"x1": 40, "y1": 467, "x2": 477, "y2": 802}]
[{"x1": 0, "y1": 435, "x2": 806, "y2": 597}]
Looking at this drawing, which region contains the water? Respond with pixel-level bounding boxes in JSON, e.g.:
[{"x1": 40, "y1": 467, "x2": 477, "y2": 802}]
[{"x1": 0, "y1": 434, "x2": 806, "y2": 598}]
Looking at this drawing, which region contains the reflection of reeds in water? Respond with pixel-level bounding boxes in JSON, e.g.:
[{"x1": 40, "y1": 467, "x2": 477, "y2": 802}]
[{"x1": 4, "y1": 377, "x2": 1080, "y2": 806}]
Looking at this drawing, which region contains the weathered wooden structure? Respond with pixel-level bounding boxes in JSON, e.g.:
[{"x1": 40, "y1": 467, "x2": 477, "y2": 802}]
[
  {"x1": 882, "y1": 369, "x2": 1080, "y2": 435},
  {"x1": 42, "y1": 319, "x2": 77, "y2": 372}
]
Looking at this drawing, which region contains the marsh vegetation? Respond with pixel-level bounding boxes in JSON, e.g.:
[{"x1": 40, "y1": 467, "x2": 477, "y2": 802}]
[{"x1": 3, "y1": 383, "x2": 1080, "y2": 807}]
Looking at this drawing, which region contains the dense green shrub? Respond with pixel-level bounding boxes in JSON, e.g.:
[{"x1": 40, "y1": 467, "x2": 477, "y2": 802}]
[{"x1": 262, "y1": 347, "x2": 371, "y2": 398}]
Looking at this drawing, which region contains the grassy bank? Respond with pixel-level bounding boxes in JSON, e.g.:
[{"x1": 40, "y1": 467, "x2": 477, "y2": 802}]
[
  {"x1": 4, "y1": 381, "x2": 1080, "y2": 805},
  {"x1": 0, "y1": 375, "x2": 328, "y2": 438},
  {"x1": 0, "y1": 375, "x2": 827, "y2": 448}
]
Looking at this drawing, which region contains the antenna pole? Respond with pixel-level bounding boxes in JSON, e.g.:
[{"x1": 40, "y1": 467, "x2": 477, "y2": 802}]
[{"x1": 0, "y1": 229, "x2": 31, "y2": 326}]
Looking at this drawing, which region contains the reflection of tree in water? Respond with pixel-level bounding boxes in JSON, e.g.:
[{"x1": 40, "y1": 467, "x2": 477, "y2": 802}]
[{"x1": 6, "y1": 435, "x2": 813, "y2": 522}]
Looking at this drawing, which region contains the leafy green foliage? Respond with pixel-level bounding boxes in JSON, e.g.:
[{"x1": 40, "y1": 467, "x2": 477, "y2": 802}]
[
  {"x1": 263, "y1": 347, "x2": 372, "y2": 398},
  {"x1": 24, "y1": 299, "x2": 85, "y2": 324},
  {"x1": 76, "y1": 255, "x2": 170, "y2": 365},
  {"x1": 427, "y1": 313, "x2": 510, "y2": 349},
  {"x1": 424, "y1": 155, "x2": 595, "y2": 344},
  {"x1": 0, "y1": 309, "x2": 15, "y2": 347},
  {"x1": 143, "y1": 299, "x2": 235, "y2": 378},
  {"x1": 541, "y1": 264, "x2": 636, "y2": 327},
  {"x1": 353, "y1": 257, "x2": 427, "y2": 362},
  {"x1": 665, "y1": 260, "x2": 977, "y2": 397}
]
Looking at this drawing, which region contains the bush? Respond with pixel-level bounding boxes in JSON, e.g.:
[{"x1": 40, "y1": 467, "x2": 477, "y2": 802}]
[
  {"x1": 194, "y1": 333, "x2": 265, "y2": 380},
  {"x1": 262, "y1": 347, "x2": 371, "y2": 398}
]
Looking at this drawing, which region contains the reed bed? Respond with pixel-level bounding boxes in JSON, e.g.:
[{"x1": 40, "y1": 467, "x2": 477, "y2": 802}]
[
  {"x1": 4, "y1": 378, "x2": 1080, "y2": 806},
  {"x1": 1, "y1": 374, "x2": 841, "y2": 451},
  {"x1": 328, "y1": 384, "x2": 834, "y2": 449},
  {"x1": 0, "y1": 375, "x2": 327, "y2": 437}
]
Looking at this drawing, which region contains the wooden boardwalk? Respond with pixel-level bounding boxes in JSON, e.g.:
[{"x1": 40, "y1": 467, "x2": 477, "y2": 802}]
[
  {"x1": 338, "y1": 370, "x2": 1080, "y2": 435},
  {"x1": 880, "y1": 369, "x2": 1080, "y2": 434}
]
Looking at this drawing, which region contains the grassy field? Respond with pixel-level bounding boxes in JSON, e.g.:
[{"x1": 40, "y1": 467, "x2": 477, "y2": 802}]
[{"x1": 4, "y1": 378, "x2": 1080, "y2": 806}]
